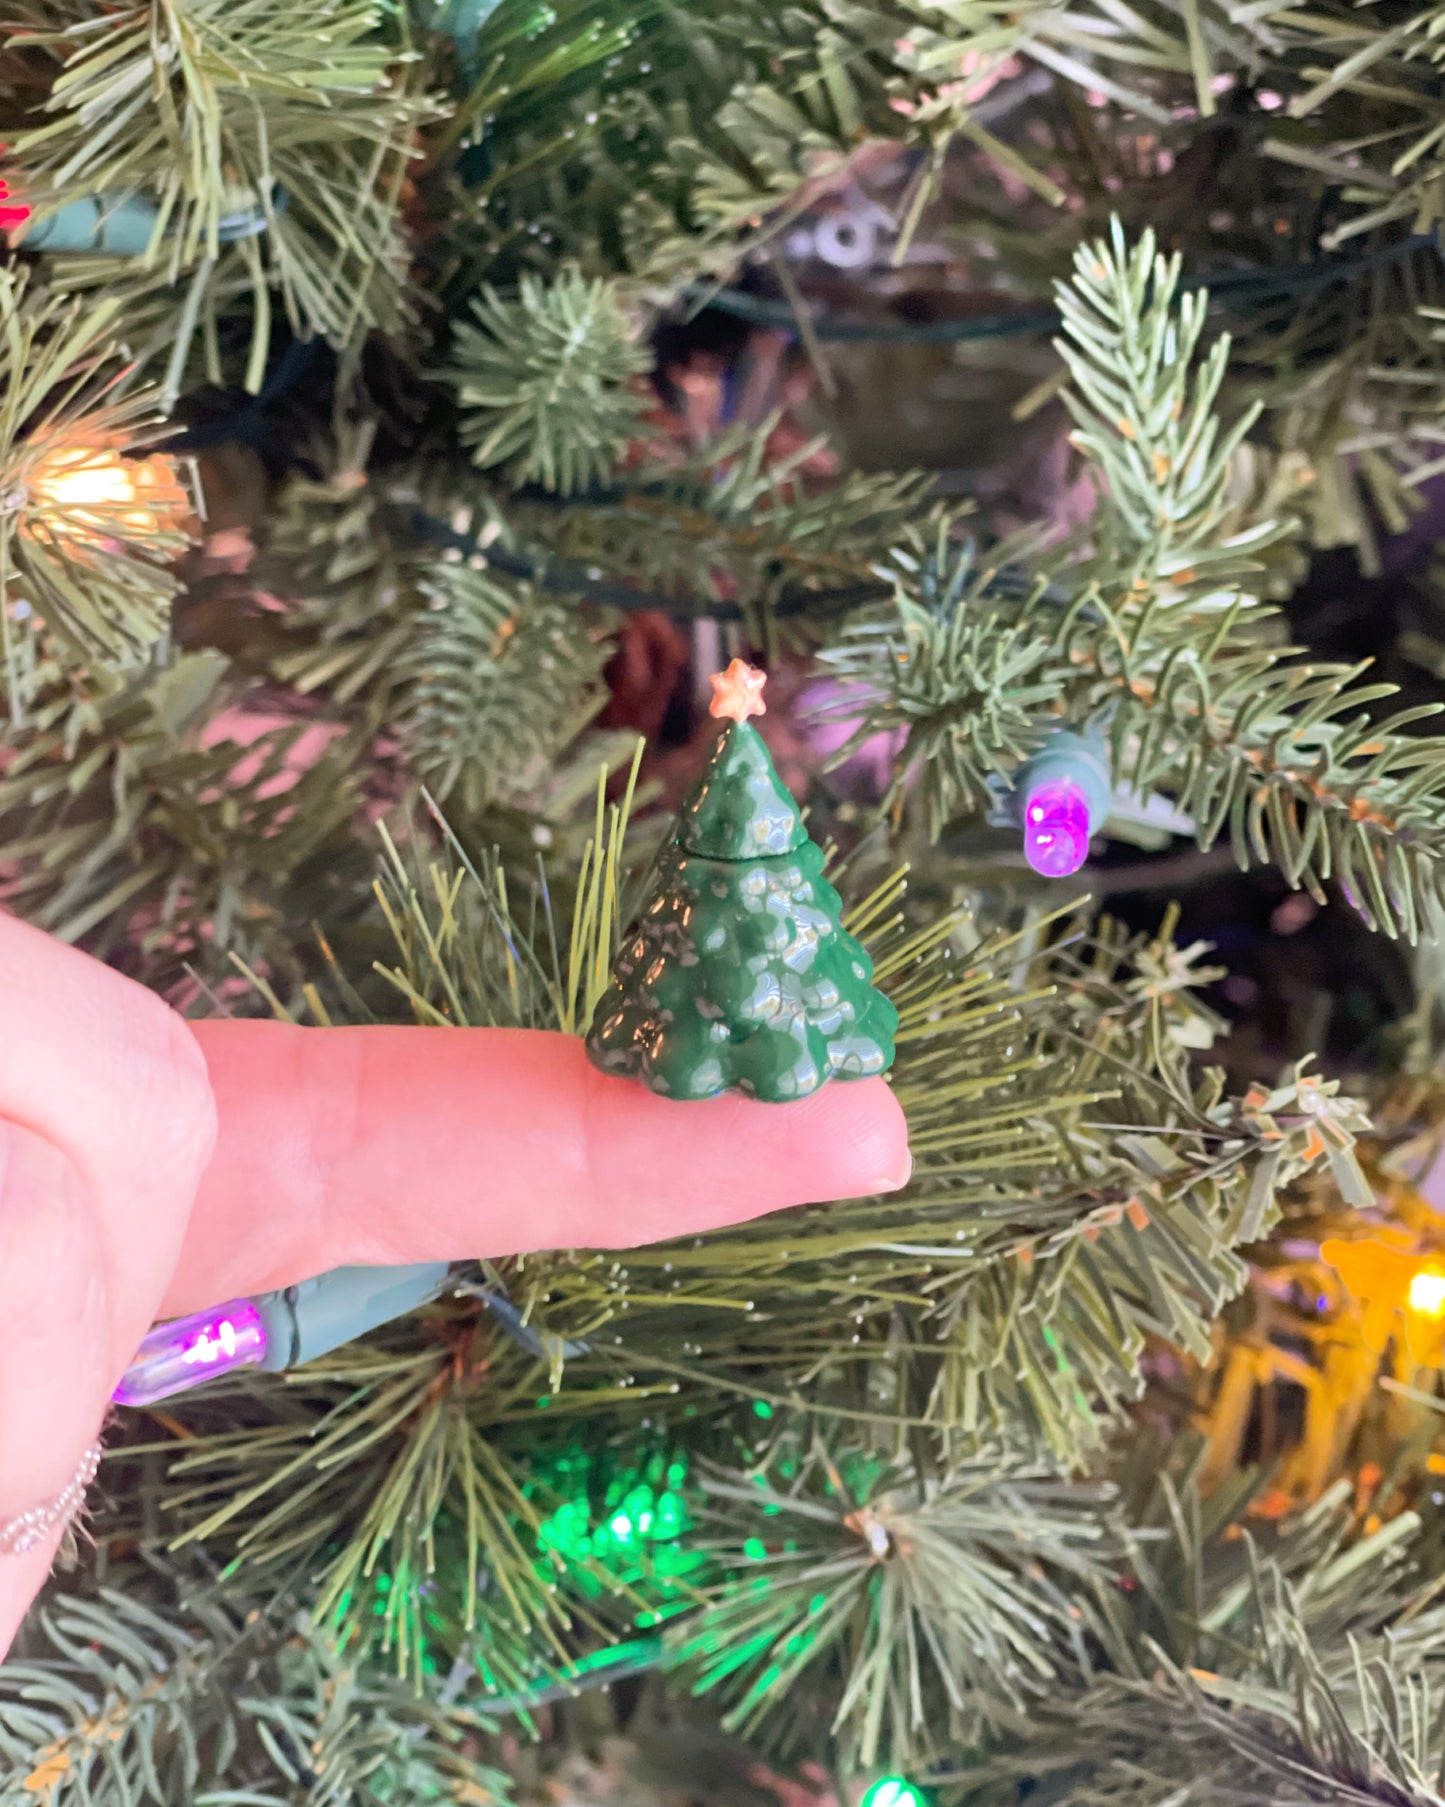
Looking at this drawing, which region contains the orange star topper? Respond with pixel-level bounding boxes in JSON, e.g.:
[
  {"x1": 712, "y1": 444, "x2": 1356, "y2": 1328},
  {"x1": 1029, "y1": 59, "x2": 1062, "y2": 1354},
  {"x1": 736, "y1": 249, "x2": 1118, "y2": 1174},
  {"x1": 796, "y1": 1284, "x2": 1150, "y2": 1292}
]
[{"x1": 708, "y1": 659, "x2": 767, "y2": 725}]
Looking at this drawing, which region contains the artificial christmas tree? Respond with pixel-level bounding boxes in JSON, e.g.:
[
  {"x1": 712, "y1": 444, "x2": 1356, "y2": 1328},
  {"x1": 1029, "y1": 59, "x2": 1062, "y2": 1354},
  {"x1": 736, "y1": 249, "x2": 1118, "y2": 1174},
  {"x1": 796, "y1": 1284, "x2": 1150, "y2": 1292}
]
[
  {"x1": 586, "y1": 660, "x2": 898, "y2": 1099},
  {"x1": 4, "y1": 0, "x2": 1445, "y2": 1803}
]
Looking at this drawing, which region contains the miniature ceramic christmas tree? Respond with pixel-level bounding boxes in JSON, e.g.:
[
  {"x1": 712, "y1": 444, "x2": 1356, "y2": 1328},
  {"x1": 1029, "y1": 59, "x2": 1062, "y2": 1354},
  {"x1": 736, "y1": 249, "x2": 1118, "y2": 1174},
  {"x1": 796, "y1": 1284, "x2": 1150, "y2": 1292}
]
[{"x1": 585, "y1": 661, "x2": 899, "y2": 1101}]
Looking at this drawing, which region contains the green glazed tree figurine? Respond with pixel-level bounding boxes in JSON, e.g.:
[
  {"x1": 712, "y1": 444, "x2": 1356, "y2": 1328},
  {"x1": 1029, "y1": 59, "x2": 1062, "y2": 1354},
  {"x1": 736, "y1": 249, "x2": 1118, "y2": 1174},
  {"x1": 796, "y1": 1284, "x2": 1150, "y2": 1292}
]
[{"x1": 585, "y1": 661, "x2": 899, "y2": 1101}]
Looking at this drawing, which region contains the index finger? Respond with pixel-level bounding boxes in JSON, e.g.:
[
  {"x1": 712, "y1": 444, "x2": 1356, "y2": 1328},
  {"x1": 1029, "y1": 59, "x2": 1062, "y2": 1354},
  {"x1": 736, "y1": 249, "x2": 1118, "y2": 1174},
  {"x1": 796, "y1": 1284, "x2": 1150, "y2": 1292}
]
[{"x1": 163, "y1": 1022, "x2": 911, "y2": 1316}]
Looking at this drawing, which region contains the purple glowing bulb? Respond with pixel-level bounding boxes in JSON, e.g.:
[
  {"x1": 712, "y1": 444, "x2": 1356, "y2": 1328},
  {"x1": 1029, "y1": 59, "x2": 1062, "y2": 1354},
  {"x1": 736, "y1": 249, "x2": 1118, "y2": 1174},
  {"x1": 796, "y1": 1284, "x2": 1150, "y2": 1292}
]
[
  {"x1": 1022, "y1": 776, "x2": 1094, "y2": 878},
  {"x1": 113, "y1": 1299, "x2": 268, "y2": 1406}
]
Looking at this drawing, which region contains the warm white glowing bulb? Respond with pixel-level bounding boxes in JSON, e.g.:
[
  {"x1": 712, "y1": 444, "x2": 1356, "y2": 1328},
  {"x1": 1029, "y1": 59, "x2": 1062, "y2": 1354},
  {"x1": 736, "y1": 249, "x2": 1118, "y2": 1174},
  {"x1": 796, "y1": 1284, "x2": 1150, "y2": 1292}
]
[
  {"x1": 24, "y1": 446, "x2": 188, "y2": 549},
  {"x1": 1409, "y1": 1269, "x2": 1445, "y2": 1318},
  {"x1": 35, "y1": 455, "x2": 140, "y2": 510}
]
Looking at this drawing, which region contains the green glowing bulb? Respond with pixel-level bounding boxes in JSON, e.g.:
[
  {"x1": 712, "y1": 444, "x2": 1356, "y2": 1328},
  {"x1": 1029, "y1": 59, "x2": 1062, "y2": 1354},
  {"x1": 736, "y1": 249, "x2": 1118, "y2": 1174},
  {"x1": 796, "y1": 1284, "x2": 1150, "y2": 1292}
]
[{"x1": 860, "y1": 1779, "x2": 925, "y2": 1807}]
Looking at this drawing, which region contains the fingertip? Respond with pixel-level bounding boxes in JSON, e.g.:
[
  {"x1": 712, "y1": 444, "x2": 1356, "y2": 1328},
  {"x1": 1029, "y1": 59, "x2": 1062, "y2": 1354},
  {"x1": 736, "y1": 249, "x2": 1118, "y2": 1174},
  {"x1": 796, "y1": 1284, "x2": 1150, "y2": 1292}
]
[
  {"x1": 760, "y1": 1074, "x2": 912, "y2": 1203},
  {"x1": 580, "y1": 1056, "x2": 912, "y2": 1247}
]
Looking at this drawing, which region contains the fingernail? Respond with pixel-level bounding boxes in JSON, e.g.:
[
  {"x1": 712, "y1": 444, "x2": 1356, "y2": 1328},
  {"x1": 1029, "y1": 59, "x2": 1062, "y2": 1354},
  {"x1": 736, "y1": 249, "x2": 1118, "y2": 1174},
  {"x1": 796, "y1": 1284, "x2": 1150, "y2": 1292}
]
[{"x1": 877, "y1": 1150, "x2": 913, "y2": 1194}]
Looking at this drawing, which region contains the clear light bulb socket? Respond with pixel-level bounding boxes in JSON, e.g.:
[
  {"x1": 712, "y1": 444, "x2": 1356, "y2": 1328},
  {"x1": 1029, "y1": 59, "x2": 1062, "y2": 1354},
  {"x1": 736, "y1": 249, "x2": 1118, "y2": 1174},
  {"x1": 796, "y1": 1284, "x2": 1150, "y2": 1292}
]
[
  {"x1": 112, "y1": 1299, "x2": 270, "y2": 1406},
  {"x1": 15, "y1": 188, "x2": 284, "y2": 256},
  {"x1": 18, "y1": 194, "x2": 161, "y2": 256}
]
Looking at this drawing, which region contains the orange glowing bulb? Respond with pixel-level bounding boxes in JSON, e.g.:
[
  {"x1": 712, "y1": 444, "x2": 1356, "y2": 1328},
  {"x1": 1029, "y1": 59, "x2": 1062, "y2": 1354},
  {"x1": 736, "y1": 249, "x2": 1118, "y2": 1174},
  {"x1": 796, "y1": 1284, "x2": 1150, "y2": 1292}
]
[
  {"x1": 24, "y1": 445, "x2": 189, "y2": 550},
  {"x1": 1409, "y1": 1268, "x2": 1445, "y2": 1319},
  {"x1": 36, "y1": 454, "x2": 145, "y2": 510}
]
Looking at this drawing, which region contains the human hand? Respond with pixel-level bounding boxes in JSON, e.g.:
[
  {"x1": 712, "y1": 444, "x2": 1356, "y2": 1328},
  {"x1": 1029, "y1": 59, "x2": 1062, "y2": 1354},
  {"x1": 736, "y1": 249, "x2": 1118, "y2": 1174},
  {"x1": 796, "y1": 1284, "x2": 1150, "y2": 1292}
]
[{"x1": 0, "y1": 914, "x2": 910, "y2": 1659}]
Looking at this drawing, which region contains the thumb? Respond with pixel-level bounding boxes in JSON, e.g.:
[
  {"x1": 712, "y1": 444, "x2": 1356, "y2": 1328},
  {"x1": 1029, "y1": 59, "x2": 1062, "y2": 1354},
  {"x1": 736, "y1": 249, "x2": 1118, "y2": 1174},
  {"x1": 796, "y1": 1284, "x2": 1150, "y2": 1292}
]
[{"x1": 0, "y1": 917, "x2": 217, "y2": 1660}]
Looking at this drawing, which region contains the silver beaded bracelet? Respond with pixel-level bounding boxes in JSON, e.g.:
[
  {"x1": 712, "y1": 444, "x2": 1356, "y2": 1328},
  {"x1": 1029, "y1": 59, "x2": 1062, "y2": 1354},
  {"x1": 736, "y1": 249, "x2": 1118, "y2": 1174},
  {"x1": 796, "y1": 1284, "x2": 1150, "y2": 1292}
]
[{"x1": 0, "y1": 1443, "x2": 102, "y2": 1557}]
